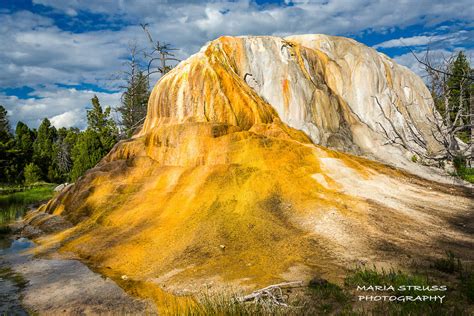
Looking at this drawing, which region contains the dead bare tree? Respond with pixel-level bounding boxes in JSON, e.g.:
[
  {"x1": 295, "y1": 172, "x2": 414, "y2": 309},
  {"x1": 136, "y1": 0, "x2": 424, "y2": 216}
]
[
  {"x1": 471, "y1": 88, "x2": 474, "y2": 167},
  {"x1": 412, "y1": 48, "x2": 474, "y2": 81},
  {"x1": 372, "y1": 93, "x2": 444, "y2": 162},
  {"x1": 110, "y1": 25, "x2": 181, "y2": 139},
  {"x1": 372, "y1": 86, "x2": 472, "y2": 168},
  {"x1": 56, "y1": 141, "x2": 73, "y2": 173},
  {"x1": 140, "y1": 23, "x2": 180, "y2": 77},
  {"x1": 408, "y1": 49, "x2": 473, "y2": 166}
]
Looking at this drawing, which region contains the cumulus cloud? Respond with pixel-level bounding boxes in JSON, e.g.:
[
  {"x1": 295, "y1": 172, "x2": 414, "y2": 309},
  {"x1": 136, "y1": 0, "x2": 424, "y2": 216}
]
[
  {"x1": 0, "y1": 10, "x2": 139, "y2": 90},
  {"x1": 1, "y1": 87, "x2": 121, "y2": 129},
  {"x1": 393, "y1": 48, "x2": 474, "y2": 80},
  {"x1": 27, "y1": 0, "x2": 474, "y2": 55},
  {"x1": 373, "y1": 30, "x2": 472, "y2": 49},
  {"x1": 50, "y1": 109, "x2": 83, "y2": 128},
  {"x1": 374, "y1": 35, "x2": 449, "y2": 49},
  {"x1": 1, "y1": 0, "x2": 473, "y2": 128}
]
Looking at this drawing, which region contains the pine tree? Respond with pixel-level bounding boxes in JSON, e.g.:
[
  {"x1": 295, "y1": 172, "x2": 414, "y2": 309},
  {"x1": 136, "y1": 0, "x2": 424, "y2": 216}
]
[
  {"x1": 70, "y1": 96, "x2": 118, "y2": 181},
  {"x1": 446, "y1": 51, "x2": 472, "y2": 142},
  {"x1": 0, "y1": 142, "x2": 11, "y2": 183},
  {"x1": 118, "y1": 70, "x2": 150, "y2": 137},
  {"x1": 87, "y1": 95, "x2": 118, "y2": 151},
  {"x1": 14, "y1": 121, "x2": 36, "y2": 182},
  {"x1": 0, "y1": 106, "x2": 15, "y2": 183},
  {"x1": 0, "y1": 105, "x2": 11, "y2": 142},
  {"x1": 32, "y1": 118, "x2": 57, "y2": 181},
  {"x1": 70, "y1": 130, "x2": 106, "y2": 181},
  {"x1": 15, "y1": 122, "x2": 35, "y2": 154}
]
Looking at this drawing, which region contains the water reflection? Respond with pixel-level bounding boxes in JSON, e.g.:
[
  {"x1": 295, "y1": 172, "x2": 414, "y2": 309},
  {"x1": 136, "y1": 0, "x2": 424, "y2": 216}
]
[
  {"x1": 0, "y1": 235, "x2": 34, "y2": 315},
  {"x1": 0, "y1": 184, "x2": 54, "y2": 226},
  {"x1": 0, "y1": 237, "x2": 35, "y2": 255},
  {"x1": 0, "y1": 195, "x2": 30, "y2": 225}
]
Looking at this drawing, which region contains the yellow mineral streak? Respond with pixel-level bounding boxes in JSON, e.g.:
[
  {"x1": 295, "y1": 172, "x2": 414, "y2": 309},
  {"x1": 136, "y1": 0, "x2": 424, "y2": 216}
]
[
  {"x1": 382, "y1": 59, "x2": 393, "y2": 87},
  {"x1": 281, "y1": 78, "x2": 291, "y2": 115}
]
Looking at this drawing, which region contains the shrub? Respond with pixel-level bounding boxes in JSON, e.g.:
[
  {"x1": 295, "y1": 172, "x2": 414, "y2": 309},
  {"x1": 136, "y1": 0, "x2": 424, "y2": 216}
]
[{"x1": 433, "y1": 251, "x2": 462, "y2": 274}]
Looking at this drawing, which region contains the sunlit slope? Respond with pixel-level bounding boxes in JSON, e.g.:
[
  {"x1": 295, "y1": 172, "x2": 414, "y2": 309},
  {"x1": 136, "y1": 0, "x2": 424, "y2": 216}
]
[{"x1": 36, "y1": 35, "x2": 473, "y2": 294}]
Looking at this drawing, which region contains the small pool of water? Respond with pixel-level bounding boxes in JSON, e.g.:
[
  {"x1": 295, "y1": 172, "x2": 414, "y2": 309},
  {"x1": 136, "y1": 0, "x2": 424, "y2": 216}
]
[
  {"x1": 0, "y1": 200, "x2": 35, "y2": 316},
  {"x1": 0, "y1": 236, "x2": 33, "y2": 315},
  {"x1": 0, "y1": 187, "x2": 51, "y2": 315},
  {"x1": 0, "y1": 265, "x2": 29, "y2": 316},
  {"x1": 0, "y1": 184, "x2": 54, "y2": 226},
  {"x1": 0, "y1": 237, "x2": 35, "y2": 254}
]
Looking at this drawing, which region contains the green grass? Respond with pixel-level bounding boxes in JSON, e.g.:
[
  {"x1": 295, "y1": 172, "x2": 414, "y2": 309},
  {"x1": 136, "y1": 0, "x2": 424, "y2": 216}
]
[
  {"x1": 167, "y1": 288, "x2": 352, "y2": 316},
  {"x1": 176, "y1": 257, "x2": 473, "y2": 316},
  {"x1": 344, "y1": 255, "x2": 474, "y2": 315},
  {"x1": 159, "y1": 290, "x2": 289, "y2": 315},
  {"x1": 345, "y1": 265, "x2": 432, "y2": 296},
  {"x1": 0, "y1": 183, "x2": 56, "y2": 225},
  {"x1": 301, "y1": 279, "x2": 351, "y2": 315},
  {"x1": 457, "y1": 167, "x2": 474, "y2": 183},
  {"x1": 452, "y1": 156, "x2": 474, "y2": 183},
  {"x1": 345, "y1": 266, "x2": 447, "y2": 315},
  {"x1": 432, "y1": 251, "x2": 474, "y2": 304},
  {"x1": 432, "y1": 251, "x2": 463, "y2": 274}
]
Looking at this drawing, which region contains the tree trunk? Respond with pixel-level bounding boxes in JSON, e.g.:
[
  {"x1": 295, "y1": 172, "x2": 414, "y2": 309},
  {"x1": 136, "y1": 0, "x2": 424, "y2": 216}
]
[
  {"x1": 471, "y1": 92, "x2": 474, "y2": 167},
  {"x1": 443, "y1": 78, "x2": 457, "y2": 152},
  {"x1": 459, "y1": 82, "x2": 464, "y2": 124},
  {"x1": 443, "y1": 76, "x2": 451, "y2": 128}
]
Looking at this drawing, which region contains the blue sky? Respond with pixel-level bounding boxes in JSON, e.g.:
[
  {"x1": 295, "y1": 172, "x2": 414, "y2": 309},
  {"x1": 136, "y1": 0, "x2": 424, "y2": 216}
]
[{"x1": 0, "y1": 0, "x2": 473, "y2": 129}]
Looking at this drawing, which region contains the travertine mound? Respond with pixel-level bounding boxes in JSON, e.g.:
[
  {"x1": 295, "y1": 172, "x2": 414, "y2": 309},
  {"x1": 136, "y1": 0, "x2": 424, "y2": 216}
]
[
  {"x1": 141, "y1": 34, "x2": 443, "y2": 170},
  {"x1": 34, "y1": 35, "x2": 472, "y2": 304}
]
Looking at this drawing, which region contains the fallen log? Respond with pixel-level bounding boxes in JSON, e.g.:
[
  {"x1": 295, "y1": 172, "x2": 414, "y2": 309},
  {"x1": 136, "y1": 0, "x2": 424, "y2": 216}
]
[{"x1": 236, "y1": 281, "x2": 304, "y2": 306}]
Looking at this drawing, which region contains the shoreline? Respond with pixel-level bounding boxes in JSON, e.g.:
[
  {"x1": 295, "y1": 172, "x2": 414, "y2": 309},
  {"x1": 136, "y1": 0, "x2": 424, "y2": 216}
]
[{"x1": 0, "y1": 231, "x2": 157, "y2": 315}]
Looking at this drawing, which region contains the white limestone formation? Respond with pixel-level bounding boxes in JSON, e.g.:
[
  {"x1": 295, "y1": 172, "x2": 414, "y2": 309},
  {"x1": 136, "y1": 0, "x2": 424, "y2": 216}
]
[{"x1": 140, "y1": 34, "x2": 443, "y2": 171}]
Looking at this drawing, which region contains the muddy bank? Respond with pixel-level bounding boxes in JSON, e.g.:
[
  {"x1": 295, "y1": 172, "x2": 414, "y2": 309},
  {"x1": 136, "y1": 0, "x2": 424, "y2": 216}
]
[{"x1": 0, "y1": 236, "x2": 157, "y2": 315}]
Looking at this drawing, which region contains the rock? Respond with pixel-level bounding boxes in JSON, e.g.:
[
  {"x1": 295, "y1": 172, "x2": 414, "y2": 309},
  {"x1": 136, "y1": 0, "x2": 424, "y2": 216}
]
[
  {"x1": 53, "y1": 182, "x2": 74, "y2": 193},
  {"x1": 21, "y1": 225, "x2": 43, "y2": 239},
  {"x1": 21, "y1": 211, "x2": 72, "y2": 236},
  {"x1": 54, "y1": 183, "x2": 67, "y2": 192},
  {"x1": 8, "y1": 222, "x2": 25, "y2": 234}
]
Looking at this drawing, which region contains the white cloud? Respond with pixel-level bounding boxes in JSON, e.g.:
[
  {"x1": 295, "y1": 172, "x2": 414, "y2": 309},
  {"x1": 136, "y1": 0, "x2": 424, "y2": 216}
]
[
  {"x1": 1, "y1": 0, "x2": 473, "y2": 128},
  {"x1": 50, "y1": 109, "x2": 83, "y2": 128},
  {"x1": 0, "y1": 10, "x2": 142, "y2": 90},
  {"x1": 0, "y1": 87, "x2": 121, "y2": 129},
  {"x1": 374, "y1": 35, "x2": 448, "y2": 49},
  {"x1": 5, "y1": 2, "x2": 473, "y2": 87},
  {"x1": 393, "y1": 48, "x2": 474, "y2": 80},
  {"x1": 29, "y1": 0, "x2": 474, "y2": 49},
  {"x1": 373, "y1": 31, "x2": 472, "y2": 49}
]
